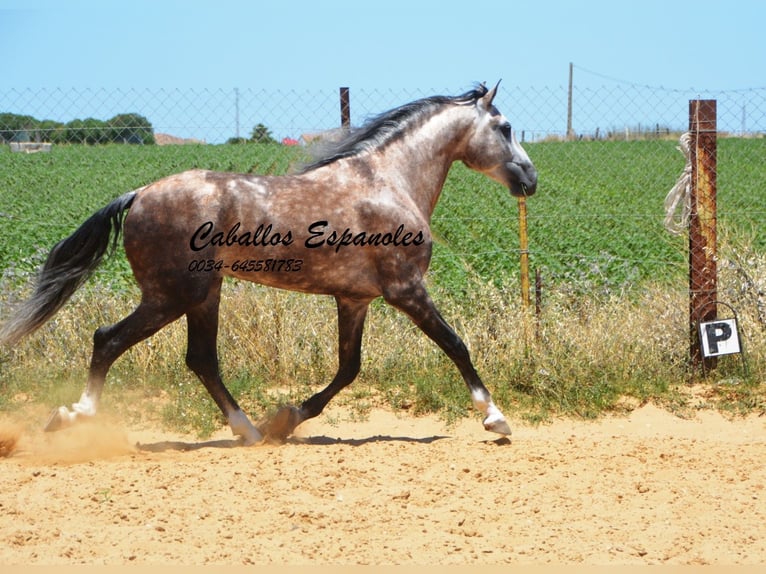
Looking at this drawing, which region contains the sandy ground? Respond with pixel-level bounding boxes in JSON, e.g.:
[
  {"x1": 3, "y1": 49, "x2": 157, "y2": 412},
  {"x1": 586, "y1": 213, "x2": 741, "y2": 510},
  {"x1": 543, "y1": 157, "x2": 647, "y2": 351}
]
[{"x1": 0, "y1": 403, "x2": 764, "y2": 566}]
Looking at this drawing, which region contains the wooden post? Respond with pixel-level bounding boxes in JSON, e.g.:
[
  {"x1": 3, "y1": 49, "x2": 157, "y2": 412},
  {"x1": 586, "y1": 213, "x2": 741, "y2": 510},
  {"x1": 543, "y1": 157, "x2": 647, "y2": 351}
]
[
  {"x1": 688, "y1": 100, "x2": 717, "y2": 369},
  {"x1": 535, "y1": 268, "x2": 542, "y2": 317},
  {"x1": 339, "y1": 87, "x2": 351, "y2": 130},
  {"x1": 518, "y1": 196, "x2": 530, "y2": 309},
  {"x1": 535, "y1": 267, "x2": 542, "y2": 342}
]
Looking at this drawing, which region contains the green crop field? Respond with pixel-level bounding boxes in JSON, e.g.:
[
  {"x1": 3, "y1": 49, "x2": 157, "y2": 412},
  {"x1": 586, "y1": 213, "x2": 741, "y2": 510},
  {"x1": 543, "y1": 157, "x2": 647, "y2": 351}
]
[
  {"x1": 1, "y1": 138, "x2": 763, "y2": 295},
  {"x1": 1, "y1": 139, "x2": 764, "y2": 434}
]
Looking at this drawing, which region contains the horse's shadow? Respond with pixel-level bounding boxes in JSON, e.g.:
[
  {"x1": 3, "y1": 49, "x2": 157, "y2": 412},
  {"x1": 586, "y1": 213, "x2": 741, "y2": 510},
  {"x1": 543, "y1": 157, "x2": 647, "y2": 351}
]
[
  {"x1": 136, "y1": 438, "x2": 242, "y2": 453},
  {"x1": 292, "y1": 434, "x2": 450, "y2": 447},
  {"x1": 136, "y1": 433, "x2": 454, "y2": 453}
]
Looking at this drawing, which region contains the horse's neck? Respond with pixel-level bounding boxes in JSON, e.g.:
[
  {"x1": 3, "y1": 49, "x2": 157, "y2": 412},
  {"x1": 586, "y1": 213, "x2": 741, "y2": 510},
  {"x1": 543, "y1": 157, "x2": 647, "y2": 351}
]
[{"x1": 372, "y1": 108, "x2": 472, "y2": 219}]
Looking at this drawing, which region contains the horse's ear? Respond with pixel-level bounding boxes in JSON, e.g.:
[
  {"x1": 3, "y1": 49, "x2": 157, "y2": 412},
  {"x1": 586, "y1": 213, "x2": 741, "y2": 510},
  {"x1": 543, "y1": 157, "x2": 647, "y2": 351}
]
[{"x1": 479, "y1": 80, "x2": 501, "y2": 109}]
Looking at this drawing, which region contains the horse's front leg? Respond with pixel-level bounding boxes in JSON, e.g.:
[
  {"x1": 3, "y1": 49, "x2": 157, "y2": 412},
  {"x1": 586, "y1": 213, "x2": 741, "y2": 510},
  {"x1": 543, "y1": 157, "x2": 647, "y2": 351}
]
[
  {"x1": 259, "y1": 296, "x2": 370, "y2": 442},
  {"x1": 384, "y1": 282, "x2": 511, "y2": 436}
]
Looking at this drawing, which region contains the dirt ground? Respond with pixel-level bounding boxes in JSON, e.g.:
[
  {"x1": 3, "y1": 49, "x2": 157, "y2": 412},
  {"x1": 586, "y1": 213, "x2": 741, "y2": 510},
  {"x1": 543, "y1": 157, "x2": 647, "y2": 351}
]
[{"x1": 0, "y1": 402, "x2": 764, "y2": 566}]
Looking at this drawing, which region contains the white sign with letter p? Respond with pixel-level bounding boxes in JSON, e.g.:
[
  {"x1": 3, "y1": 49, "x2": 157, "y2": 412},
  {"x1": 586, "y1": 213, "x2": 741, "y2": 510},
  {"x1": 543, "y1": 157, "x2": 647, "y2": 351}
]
[{"x1": 699, "y1": 319, "x2": 741, "y2": 358}]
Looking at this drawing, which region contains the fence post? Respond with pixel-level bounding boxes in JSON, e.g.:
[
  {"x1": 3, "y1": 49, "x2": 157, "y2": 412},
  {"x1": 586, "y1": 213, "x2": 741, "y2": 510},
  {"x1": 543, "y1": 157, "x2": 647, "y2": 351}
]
[
  {"x1": 517, "y1": 196, "x2": 531, "y2": 309},
  {"x1": 518, "y1": 195, "x2": 533, "y2": 348},
  {"x1": 339, "y1": 87, "x2": 351, "y2": 130},
  {"x1": 566, "y1": 62, "x2": 574, "y2": 140},
  {"x1": 688, "y1": 99, "x2": 717, "y2": 370}
]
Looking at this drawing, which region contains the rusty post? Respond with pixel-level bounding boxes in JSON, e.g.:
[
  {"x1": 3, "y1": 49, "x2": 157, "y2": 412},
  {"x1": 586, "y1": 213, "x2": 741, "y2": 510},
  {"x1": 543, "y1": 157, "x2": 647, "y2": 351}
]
[
  {"x1": 339, "y1": 87, "x2": 351, "y2": 130},
  {"x1": 688, "y1": 100, "x2": 717, "y2": 370}
]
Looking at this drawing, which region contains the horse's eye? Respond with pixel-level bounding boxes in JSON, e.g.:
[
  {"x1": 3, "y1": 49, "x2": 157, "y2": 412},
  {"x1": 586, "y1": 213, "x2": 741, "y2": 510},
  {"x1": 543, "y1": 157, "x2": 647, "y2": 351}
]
[{"x1": 499, "y1": 122, "x2": 512, "y2": 139}]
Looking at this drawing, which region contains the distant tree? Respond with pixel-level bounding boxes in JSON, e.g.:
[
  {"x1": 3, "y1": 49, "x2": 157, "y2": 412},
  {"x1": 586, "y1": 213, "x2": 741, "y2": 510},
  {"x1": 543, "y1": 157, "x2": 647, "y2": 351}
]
[
  {"x1": 226, "y1": 137, "x2": 249, "y2": 145},
  {"x1": 64, "y1": 118, "x2": 109, "y2": 144},
  {"x1": 107, "y1": 113, "x2": 155, "y2": 144},
  {"x1": 250, "y1": 123, "x2": 277, "y2": 144},
  {"x1": 0, "y1": 111, "x2": 154, "y2": 145},
  {"x1": 0, "y1": 113, "x2": 37, "y2": 142},
  {"x1": 37, "y1": 119, "x2": 65, "y2": 143}
]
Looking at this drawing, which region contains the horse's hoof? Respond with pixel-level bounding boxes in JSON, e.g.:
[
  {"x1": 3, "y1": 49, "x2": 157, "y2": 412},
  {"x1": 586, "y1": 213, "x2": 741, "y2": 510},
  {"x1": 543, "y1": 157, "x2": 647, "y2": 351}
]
[
  {"x1": 483, "y1": 417, "x2": 512, "y2": 436},
  {"x1": 44, "y1": 406, "x2": 71, "y2": 432},
  {"x1": 239, "y1": 429, "x2": 263, "y2": 446},
  {"x1": 258, "y1": 405, "x2": 303, "y2": 443}
]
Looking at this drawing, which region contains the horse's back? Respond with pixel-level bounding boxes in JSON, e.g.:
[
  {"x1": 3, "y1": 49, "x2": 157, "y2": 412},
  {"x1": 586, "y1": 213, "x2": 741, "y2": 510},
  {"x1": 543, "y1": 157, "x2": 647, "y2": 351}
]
[{"x1": 120, "y1": 168, "x2": 432, "y2": 300}]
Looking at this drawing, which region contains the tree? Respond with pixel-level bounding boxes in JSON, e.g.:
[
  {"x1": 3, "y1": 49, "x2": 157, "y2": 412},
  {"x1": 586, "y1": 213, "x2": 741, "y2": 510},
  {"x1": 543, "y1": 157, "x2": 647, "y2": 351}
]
[
  {"x1": 0, "y1": 113, "x2": 37, "y2": 143},
  {"x1": 64, "y1": 118, "x2": 108, "y2": 144},
  {"x1": 0, "y1": 112, "x2": 154, "y2": 145},
  {"x1": 37, "y1": 119, "x2": 65, "y2": 143},
  {"x1": 250, "y1": 123, "x2": 276, "y2": 144},
  {"x1": 107, "y1": 113, "x2": 155, "y2": 145}
]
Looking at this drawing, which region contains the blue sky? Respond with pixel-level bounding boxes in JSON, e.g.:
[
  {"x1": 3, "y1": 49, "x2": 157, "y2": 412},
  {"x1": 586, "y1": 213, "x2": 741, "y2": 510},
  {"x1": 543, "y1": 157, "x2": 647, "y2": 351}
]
[
  {"x1": 1, "y1": 0, "x2": 763, "y2": 142},
  {"x1": 2, "y1": 0, "x2": 764, "y2": 91}
]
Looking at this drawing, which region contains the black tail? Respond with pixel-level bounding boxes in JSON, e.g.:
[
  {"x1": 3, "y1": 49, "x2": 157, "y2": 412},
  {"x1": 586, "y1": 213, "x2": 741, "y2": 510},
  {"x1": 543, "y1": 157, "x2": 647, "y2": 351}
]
[{"x1": 0, "y1": 191, "x2": 137, "y2": 345}]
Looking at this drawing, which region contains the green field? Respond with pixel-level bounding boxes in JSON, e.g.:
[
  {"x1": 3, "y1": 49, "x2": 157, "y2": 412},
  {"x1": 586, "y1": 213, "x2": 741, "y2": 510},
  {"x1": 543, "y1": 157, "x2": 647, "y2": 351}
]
[
  {"x1": 2, "y1": 139, "x2": 764, "y2": 294},
  {"x1": 1, "y1": 140, "x2": 764, "y2": 433}
]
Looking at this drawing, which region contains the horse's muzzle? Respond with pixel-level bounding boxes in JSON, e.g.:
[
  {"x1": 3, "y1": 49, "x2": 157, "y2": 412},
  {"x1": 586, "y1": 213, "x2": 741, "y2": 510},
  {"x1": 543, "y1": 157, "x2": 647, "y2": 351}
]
[{"x1": 507, "y1": 161, "x2": 538, "y2": 197}]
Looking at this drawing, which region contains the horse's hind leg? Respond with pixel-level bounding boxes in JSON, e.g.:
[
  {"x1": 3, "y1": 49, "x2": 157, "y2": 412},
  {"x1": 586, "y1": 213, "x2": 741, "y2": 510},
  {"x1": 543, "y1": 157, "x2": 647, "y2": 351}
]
[
  {"x1": 184, "y1": 279, "x2": 262, "y2": 444},
  {"x1": 262, "y1": 296, "x2": 370, "y2": 441},
  {"x1": 45, "y1": 299, "x2": 185, "y2": 431},
  {"x1": 384, "y1": 282, "x2": 511, "y2": 436}
]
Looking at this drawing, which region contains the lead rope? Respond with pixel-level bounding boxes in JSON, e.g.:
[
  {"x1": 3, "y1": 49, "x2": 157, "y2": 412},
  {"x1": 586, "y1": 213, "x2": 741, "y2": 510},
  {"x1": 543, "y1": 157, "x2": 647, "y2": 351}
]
[{"x1": 664, "y1": 131, "x2": 692, "y2": 235}]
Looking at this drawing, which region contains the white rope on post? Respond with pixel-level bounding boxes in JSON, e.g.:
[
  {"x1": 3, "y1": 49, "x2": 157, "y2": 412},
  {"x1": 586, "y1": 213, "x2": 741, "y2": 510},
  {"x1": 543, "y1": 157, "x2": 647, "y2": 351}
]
[{"x1": 664, "y1": 131, "x2": 692, "y2": 235}]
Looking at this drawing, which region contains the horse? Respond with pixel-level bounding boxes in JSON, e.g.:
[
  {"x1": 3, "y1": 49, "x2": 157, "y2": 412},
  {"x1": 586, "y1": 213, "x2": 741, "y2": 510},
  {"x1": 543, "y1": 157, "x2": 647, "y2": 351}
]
[{"x1": 0, "y1": 82, "x2": 537, "y2": 444}]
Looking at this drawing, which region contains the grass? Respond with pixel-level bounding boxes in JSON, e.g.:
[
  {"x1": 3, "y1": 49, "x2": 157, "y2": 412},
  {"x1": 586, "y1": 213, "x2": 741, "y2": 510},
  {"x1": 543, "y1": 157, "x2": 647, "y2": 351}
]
[
  {"x1": 1, "y1": 140, "x2": 765, "y2": 436},
  {"x1": 1, "y1": 263, "x2": 763, "y2": 437},
  {"x1": 2, "y1": 138, "x2": 764, "y2": 288}
]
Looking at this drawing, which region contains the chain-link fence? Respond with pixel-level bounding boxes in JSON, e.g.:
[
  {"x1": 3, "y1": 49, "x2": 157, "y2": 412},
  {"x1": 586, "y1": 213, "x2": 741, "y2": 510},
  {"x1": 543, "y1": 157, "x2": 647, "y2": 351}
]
[
  {"x1": 1, "y1": 83, "x2": 765, "y2": 303},
  {"x1": 3, "y1": 84, "x2": 764, "y2": 144}
]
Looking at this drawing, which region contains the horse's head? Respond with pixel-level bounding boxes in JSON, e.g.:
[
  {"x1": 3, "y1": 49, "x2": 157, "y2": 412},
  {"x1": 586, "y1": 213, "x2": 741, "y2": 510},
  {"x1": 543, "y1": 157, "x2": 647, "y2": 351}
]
[{"x1": 462, "y1": 82, "x2": 538, "y2": 198}]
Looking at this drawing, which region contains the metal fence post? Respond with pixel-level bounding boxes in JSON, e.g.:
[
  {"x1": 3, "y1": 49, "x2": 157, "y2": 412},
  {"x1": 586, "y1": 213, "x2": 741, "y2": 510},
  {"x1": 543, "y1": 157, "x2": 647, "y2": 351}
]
[{"x1": 688, "y1": 99, "x2": 717, "y2": 370}]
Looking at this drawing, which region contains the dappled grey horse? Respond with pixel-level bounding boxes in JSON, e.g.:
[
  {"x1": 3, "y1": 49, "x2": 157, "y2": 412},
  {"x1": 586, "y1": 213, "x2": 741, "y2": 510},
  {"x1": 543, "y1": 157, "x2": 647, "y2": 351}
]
[{"x1": 0, "y1": 83, "x2": 537, "y2": 444}]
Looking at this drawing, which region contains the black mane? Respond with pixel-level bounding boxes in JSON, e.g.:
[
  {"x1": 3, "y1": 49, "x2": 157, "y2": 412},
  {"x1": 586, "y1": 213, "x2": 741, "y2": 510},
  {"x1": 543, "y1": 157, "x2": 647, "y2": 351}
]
[{"x1": 299, "y1": 85, "x2": 488, "y2": 173}]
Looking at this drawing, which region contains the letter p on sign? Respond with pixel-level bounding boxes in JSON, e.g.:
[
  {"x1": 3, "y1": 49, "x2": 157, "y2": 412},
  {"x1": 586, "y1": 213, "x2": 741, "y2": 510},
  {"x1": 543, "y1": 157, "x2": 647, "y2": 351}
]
[{"x1": 699, "y1": 319, "x2": 741, "y2": 358}]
